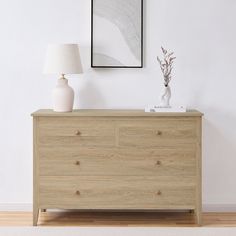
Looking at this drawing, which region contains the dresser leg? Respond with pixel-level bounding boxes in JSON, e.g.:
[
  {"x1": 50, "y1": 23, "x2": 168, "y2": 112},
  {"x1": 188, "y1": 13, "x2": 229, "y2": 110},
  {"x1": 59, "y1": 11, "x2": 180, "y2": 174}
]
[
  {"x1": 33, "y1": 208, "x2": 39, "y2": 226},
  {"x1": 195, "y1": 209, "x2": 202, "y2": 226}
]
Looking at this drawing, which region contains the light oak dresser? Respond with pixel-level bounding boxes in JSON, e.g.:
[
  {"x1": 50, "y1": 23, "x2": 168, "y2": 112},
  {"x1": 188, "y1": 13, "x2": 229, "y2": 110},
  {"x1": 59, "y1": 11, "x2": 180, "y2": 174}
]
[{"x1": 31, "y1": 109, "x2": 203, "y2": 226}]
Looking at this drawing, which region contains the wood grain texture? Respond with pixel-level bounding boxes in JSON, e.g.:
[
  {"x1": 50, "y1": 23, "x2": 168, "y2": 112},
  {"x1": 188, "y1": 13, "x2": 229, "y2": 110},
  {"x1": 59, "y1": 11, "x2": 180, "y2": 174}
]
[
  {"x1": 38, "y1": 117, "x2": 116, "y2": 147},
  {"x1": 32, "y1": 109, "x2": 203, "y2": 226},
  {"x1": 118, "y1": 119, "x2": 197, "y2": 148},
  {"x1": 38, "y1": 175, "x2": 195, "y2": 209},
  {"x1": 195, "y1": 117, "x2": 202, "y2": 225},
  {"x1": 33, "y1": 117, "x2": 39, "y2": 226},
  {"x1": 38, "y1": 147, "x2": 196, "y2": 176},
  {"x1": 31, "y1": 109, "x2": 203, "y2": 117}
]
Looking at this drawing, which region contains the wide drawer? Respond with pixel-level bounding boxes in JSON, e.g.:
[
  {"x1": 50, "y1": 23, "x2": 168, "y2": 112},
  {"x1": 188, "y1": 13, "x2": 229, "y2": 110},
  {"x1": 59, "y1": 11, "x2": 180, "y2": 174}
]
[
  {"x1": 38, "y1": 176, "x2": 196, "y2": 209},
  {"x1": 37, "y1": 117, "x2": 116, "y2": 147},
  {"x1": 118, "y1": 118, "x2": 198, "y2": 148},
  {"x1": 38, "y1": 147, "x2": 196, "y2": 176}
]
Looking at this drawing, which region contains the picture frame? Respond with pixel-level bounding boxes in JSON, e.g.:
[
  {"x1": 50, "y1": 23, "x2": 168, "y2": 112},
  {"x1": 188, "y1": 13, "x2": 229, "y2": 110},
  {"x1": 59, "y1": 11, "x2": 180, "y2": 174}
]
[{"x1": 91, "y1": 0, "x2": 143, "y2": 68}]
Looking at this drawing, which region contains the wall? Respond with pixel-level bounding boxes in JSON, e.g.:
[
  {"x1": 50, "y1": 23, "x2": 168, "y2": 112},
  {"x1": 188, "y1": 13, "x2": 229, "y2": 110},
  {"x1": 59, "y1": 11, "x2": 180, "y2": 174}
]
[{"x1": 0, "y1": 0, "x2": 236, "y2": 210}]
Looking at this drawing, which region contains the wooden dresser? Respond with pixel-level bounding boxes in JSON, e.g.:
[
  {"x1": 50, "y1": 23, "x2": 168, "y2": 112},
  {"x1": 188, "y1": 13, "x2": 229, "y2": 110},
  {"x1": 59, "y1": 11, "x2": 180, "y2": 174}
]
[{"x1": 31, "y1": 109, "x2": 203, "y2": 226}]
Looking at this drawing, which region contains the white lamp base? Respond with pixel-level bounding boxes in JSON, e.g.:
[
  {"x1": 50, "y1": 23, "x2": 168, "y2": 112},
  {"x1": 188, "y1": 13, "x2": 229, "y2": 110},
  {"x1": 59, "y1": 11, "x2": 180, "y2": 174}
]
[{"x1": 52, "y1": 78, "x2": 74, "y2": 112}]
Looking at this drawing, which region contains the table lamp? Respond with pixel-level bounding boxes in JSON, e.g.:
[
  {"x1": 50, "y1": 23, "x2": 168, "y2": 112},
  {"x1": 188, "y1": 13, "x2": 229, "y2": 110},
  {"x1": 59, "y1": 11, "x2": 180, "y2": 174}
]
[{"x1": 43, "y1": 44, "x2": 83, "y2": 112}]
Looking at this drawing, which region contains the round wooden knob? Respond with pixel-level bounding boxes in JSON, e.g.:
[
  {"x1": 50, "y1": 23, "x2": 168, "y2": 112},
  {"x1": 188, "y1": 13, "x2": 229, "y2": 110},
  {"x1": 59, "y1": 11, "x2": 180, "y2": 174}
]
[
  {"x1": 75, "y1": 161, "x2": 80, "y2": 166},
  {"x1": 156, "y1": 130, "x2": 162, "y2": 136},
  {"x1": 75, "y1": 190, "x2": 80, "y2": 195},
  {"x1": 156, "y1": 160, "x2": 161, "y2": 166},
  {"x1": 157, "y1": 190, "x2": 162, "y2": 196},
  {"x1": 75, "y1": 130, "x2": 81, "y2": 136}
]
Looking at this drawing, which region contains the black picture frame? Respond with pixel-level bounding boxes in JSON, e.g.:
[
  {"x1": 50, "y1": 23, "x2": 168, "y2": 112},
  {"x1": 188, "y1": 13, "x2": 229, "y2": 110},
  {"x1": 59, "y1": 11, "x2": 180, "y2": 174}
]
[{"x1": 91, "y1": 0, "x2": 143, "y2": 68}]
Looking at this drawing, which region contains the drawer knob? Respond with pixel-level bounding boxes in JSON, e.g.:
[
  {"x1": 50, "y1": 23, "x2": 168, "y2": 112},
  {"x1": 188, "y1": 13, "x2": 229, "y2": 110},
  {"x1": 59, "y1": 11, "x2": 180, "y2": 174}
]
[
  {"x1": 75, "y1": 130, "x2": 81, "y2": 136},
  {"x1": 75, "y1": 161, "x2": 80, "y2": 166},
  {"x1": 157, "y1": 190, "x2": 162, "y2": 196},
  {"x1": 156, "y1": 130, "x2": 162, "y2": 136},
  {"x1": 156, "y1": 160, "x2": 161, "y2": 166},
  {"x1": 75, "y1": 190, "x2": 80, "y2": 195}
]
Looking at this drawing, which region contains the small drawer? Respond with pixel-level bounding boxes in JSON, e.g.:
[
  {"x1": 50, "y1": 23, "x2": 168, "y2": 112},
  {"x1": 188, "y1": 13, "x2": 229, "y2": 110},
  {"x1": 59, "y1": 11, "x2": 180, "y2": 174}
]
[
  {"x1": 38, "y1": 147, "x2": 196, "y2": 177},
  {"x1": 118, "y1": 118, "x2": 198, "y2": 148},
  {"x1": 38, "y1": 176, "x2": 196, "y2": 210},
  {"x1": 37, "y1": 117, "x2": 116, "y2": 147}
]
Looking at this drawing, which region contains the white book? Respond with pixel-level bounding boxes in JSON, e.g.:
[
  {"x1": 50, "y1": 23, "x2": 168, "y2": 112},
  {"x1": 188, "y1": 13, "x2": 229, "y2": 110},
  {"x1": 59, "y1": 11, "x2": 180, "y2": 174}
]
[{"x1": 145, "y1": 106, "x2": 186, "y2": 113}]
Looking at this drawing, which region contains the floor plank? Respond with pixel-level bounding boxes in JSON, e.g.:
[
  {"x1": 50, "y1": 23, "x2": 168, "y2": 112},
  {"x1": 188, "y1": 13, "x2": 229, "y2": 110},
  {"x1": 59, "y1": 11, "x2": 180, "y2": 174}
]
[{"x1": 1, "y1": 212, "x2": 236, "y2": 227}]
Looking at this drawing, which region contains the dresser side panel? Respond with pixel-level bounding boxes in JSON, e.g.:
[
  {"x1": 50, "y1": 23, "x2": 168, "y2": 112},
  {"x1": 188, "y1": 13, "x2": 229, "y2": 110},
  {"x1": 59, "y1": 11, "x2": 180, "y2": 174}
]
[
  {"x1": 33, "y1": 117, "x2": 39, "y2": 225},
  {"x1": 196, "y1": 117, "x2": 202, "y2": 225}
]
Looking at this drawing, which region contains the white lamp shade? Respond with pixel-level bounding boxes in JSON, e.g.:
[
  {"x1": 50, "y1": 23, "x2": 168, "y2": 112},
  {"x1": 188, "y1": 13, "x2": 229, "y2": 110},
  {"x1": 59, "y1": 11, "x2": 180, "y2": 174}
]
[{"x1": 43, "y1": 44, "x2": 83, "y2": 75}]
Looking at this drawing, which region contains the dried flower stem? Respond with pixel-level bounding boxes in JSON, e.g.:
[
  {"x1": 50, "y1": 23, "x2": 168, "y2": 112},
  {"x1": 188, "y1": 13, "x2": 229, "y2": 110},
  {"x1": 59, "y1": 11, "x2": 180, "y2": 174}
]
[{"x1": 157, "y1": 47, "x2": 176, "y2": 87}]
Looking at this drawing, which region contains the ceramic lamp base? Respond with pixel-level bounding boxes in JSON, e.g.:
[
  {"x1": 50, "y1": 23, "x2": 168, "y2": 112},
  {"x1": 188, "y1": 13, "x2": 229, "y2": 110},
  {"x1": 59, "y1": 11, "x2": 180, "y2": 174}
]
[{"x1": 52, "y1": 78, "x2": 74, "y2": 112}]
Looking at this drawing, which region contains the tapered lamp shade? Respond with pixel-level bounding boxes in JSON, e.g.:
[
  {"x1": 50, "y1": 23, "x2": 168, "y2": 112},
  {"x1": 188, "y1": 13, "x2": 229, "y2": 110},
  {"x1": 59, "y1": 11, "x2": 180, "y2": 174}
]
[
  {"x1": 43, "y1": 44, "x2": 83, "y2": 74},
  {"x1": 43, "y1": 44, "x2": 83, "y2": 113}
]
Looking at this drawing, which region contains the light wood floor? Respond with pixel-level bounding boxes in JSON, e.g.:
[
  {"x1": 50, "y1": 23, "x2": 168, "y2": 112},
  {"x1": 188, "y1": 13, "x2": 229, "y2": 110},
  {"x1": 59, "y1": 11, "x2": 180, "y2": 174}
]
[{"x1": 0, "y1": 212, "x2": 236, "y2": 227}]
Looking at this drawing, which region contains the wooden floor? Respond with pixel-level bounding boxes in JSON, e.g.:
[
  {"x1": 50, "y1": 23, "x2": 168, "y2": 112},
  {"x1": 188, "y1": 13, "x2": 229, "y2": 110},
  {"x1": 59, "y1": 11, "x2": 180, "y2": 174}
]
[{"x1": 0, "y1": 211, "x2": 236, "y2": 227}]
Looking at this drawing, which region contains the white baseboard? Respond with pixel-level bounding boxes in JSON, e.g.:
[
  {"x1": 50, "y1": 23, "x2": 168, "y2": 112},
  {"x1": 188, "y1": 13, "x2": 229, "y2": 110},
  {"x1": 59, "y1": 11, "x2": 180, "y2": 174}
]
[
  {"x1": 0, "y1": 203, "x2": 236, "y2": 212},
  {"x1": 0, "y1": 203, "x2": 32, "y2": 211},
  {"x1": 203, "y1": 204, "x2": 236, "y2": 212}
]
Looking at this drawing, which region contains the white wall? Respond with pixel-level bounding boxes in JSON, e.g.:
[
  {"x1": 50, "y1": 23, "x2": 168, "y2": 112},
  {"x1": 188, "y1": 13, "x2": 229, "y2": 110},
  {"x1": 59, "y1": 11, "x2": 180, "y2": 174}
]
[{"x1": 0, "y1": 0, "x2": 236, "y2": 209}]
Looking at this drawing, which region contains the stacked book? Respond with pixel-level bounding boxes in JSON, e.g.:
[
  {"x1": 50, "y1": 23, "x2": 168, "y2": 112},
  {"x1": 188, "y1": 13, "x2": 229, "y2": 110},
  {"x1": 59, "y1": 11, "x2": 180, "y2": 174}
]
[{"x1": 145, "y1": 106, "x2": 186, "y2": 113}]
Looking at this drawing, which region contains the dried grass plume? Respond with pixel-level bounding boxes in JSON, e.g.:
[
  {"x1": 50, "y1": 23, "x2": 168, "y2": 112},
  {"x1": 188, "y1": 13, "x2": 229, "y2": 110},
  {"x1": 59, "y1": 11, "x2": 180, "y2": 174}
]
[{"x1": 157, "y1": 47, "x2": 176, "y2": 87}]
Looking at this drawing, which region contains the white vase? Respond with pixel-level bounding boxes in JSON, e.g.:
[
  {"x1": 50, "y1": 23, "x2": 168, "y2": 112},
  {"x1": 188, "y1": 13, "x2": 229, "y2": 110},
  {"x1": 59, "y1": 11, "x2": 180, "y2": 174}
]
[
  {"x1": 159, "y1": 85, "x2": 171, "y2": 108},
  {"x1": 52, "y1": 79, "x2": 74, "y2": 112}
]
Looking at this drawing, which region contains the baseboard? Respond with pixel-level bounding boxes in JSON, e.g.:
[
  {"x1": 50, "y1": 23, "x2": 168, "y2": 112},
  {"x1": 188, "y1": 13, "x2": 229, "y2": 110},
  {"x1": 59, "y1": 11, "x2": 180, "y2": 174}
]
[
  {"x1": 0, "y1": 203, "x2": 235, "y2": 212},
  {"x1": 203, "y1": 204, "x2": 236, "y2": 212},
  {"x1": 0, "y1": 203, "x2": 32, "y2": 211}
]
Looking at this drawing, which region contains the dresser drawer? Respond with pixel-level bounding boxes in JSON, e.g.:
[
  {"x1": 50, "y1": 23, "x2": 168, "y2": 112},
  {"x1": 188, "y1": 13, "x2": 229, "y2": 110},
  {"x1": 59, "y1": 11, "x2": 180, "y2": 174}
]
[
  {"x1": 38, "y1": 147, "x2": 196, "y2": 176},
  {"x1": 118, "y1": 118, "x2": 198, "y2": 148},
  {"x1": 37, "y1": 117, "x2": 116, "y2": 147},
  {"x1": 39, "y1": 176, "x2": 196, "y2": 209}
]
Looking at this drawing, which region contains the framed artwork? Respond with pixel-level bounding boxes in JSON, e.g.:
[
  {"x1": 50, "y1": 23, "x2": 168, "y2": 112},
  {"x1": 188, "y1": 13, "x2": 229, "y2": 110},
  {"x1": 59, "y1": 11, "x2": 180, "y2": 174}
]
[{"x1": 91, "y1": 0, "x2": 143, "y2": 68}]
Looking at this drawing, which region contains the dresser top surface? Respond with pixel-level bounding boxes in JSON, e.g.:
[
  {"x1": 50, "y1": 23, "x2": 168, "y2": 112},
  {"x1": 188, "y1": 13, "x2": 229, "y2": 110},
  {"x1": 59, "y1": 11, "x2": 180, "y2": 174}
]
[{"x1": 31, "y1": 109, "x2": 203, "y2": 117}]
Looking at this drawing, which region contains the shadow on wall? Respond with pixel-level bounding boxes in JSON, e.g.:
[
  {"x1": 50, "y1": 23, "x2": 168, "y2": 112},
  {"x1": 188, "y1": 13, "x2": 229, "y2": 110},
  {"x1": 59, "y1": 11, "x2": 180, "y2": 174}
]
[
  {"x1": 202, "y1": 108, "x2": 236, "y2": 202},
  {"x1": 76, "y1": 79, "x2": 106, "y2": 109}
]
